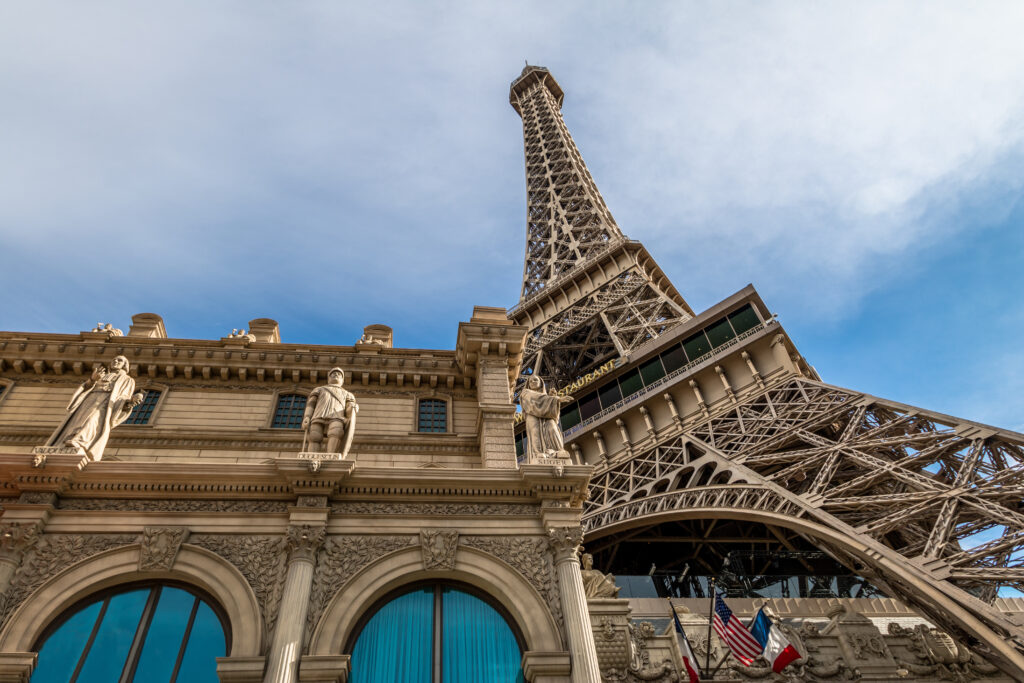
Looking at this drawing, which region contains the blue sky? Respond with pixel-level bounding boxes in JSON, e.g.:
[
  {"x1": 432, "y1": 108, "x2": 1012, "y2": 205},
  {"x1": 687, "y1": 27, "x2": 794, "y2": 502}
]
[{"x1": 1, "y1": 1, "x2": 1022, "y2": 432}]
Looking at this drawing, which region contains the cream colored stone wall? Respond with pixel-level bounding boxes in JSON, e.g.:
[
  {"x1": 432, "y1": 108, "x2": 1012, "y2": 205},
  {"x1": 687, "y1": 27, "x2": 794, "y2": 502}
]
[
  {"x1": 0, "y1": 383, "x2": 73, "y2": 428},
  {"x1": 157, "y1": 390, "x2": 273, "y2": 430}
]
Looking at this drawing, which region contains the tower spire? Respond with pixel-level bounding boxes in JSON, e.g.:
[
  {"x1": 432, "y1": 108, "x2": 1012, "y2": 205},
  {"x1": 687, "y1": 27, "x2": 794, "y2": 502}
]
[
  {"x1": 510, "y1": 66, "x2": 625, "y2": 299},
  {"x1": 508, "y1": 66, "x2": 693, "y2": 394}
]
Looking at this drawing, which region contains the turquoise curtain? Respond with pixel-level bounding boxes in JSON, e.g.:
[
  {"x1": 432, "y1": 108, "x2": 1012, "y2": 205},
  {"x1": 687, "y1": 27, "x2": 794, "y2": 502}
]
[
  {"x1": 350, "y1": 587, "x2": 433, "y2": 683},
  {"x1": 442, "y1": 588, "x2": 524, "y2": 683}
]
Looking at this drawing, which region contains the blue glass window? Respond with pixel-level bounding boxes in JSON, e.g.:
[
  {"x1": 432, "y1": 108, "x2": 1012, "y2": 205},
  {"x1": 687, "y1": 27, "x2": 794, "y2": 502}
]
[
  {"x1": 125, "y1": 390, "x2": 160, "y2": 425},
  {"x1": 272, "y1": 394, "x2": 307, "y2": 429},
  {"x1": 349, "y1": 584, "x2": 524, "y2": 683},
  {"x1": 32, "y1": 584, "x2": 226, "y2": 683},
  {"x1": 418, "y1": 399, "x2": 447, "y2": 433}
]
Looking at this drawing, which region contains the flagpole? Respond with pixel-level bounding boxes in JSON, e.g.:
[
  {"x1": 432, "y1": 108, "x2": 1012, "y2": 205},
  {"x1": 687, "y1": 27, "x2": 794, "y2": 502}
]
[{"x1": 705, "y1": 576, "x2": 715, "y2": 673}]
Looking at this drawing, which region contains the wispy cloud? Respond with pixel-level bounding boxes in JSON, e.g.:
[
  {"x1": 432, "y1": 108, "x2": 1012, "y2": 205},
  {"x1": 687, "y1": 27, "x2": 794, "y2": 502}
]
[{"x1": 1, "y1": 1, "x2": 1022, "y2": 358}]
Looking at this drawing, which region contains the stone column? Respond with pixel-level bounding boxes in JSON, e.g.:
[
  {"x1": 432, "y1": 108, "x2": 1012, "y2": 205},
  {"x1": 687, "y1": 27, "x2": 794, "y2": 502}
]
[
  {"x1": 263, "y1": 524, "x2": 325, "y2": 683},
  {"x1": 548, "y1": 526, "x2": 601, "y2": 683},
  {"x1": 0, "y1": 521, "x2": 42, "y2": 595}
]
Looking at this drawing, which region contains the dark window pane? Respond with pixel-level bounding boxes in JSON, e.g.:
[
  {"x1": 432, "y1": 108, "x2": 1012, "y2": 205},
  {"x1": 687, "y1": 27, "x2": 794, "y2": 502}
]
[
  {"x1": 660, "y1": 345, "x2": 687, "y2": 373},
  {"x1": 578, "y1": 391, "x2": 601, "y2": 420},
  {"x1": 728, "y1": 304, "x2": 761, "y2": 334},
  {"x1": 559, "y1": 404, "x2": 581, "y2": 431},
  {"x1": 418, "y1": 399, "x2": 447, "y2": 433},
  {"x1": 598, "y1": 381, "x2": 622, "y2": 409},
  {"x1": 76, "y1": 588, "x2": 150, "y2": 681},
  {"x1": 514, "y1": 434, "x2": 525, "y2": 457},
  {"x1": 705, "y1": 318, "x2": 736, "y2": 348},
  {"x1": 174, "y1": 600, "x2": 225, "y2": 683},
  {"x1": 639, "y1": 357, "x2": 666, "y2": 385},
  {"x1": 125, "y1": 390, "x2": 161, "y2": 425},
  {"x1": 31, "y1": 601, "x2": 102, "y2": 683},
  {"x1": 618, "y1": 369, "x2": 643, "y2": 397},
  {"x1": 272, "y1": 394, "x2": 307, "y2": 429},
  {"x1": 135, "y1": 587, "x2": 194, "y2": 681},
  {"x1": 682, "y1": 331, "x2": 711, "y2": 361}
]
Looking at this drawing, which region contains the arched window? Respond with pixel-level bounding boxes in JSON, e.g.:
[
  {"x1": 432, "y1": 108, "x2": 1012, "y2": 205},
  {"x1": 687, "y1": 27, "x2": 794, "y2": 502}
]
[
  {"x1": 417, "y1": 398, "x2": 447, "y2": 433},
  {"x1": 272, "y1": 393, "x2": 307, "y2": 429},
  {"x1": 31, "y1": 583, "x2": 227, "y2": 683},
  {"x1": 124, "y1": 389, "x2": 161, "y2": 425},
  {"x1": 348, "y1": 583, "x2": 524, "y2": 683}
]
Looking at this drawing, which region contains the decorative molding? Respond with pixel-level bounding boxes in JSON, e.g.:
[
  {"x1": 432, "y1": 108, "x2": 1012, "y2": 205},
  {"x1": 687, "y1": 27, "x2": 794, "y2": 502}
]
[
  {"x1": 296, "y1": 495, "x2": 328, "y2": 508},
  {"x1": 547, "y1": 525, "x2": 584, "y2": 560},
  {"x1": 17, "y1": 491, "x2": 56, "y2": 506},
  {"x1": 331, "y1": 502, "x2": 537, "y2": 517},
  {"x1": 190, "y1": 534, "x2": 288, "y2": 641},
  {"x1": 420, "y1": 529, "x2": 458, "y2": 570},
  {"x1": 461, "y1": 536, "x2": 562, "y2": 628},
  {"x1": 305, "y1": 535, "x2": 415, "y2": 644},
  {"x1": 0, "y1": 534, "x2": 136, "y2": 626},
  {"x1": 138, "y1": 527, "x2": 189, "y2": 571},
  {"x1": 285, "y1": 525, "x2": 326, "y2": 563},
  {"x1": 57, "y1": 498, "x2": 291, "y2": 513}
]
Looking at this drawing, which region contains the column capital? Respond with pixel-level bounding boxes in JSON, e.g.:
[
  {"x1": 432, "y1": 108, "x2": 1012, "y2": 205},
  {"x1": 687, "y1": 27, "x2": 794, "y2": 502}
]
[
  {"x1": 286, "y1": 524, "x2": 326, "y2": 563},
  {"x1": 547, "y1": 525, "x2": 584, "y2": 562},
  {"x1": 0, "y1": 521, "x2": 42, "y2": 562}
]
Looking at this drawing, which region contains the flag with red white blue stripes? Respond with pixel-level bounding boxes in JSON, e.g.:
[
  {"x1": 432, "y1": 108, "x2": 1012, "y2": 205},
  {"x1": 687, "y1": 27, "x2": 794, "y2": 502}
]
[{"x1": 712, "y1": 593, "x2": 763, "y2": 665}]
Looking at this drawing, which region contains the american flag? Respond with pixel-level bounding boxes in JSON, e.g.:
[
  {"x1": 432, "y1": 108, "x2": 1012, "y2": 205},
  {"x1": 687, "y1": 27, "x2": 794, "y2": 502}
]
[{"x1": 712, "y1": 594, "x2": 763, "y2": 665}]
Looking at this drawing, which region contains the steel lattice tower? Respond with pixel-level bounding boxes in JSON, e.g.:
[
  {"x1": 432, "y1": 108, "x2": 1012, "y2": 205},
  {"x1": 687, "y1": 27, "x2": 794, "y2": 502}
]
[
  {"x1": 508, "y1": 66, "x2": 693, "y2": 395},
  {"x1": 508, "y1": 65, "x2": 1024, "y2": 679}
]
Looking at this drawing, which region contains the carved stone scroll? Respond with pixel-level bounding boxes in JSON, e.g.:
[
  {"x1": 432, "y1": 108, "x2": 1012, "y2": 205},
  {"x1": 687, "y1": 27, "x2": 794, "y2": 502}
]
[
  {"x1": 305, "y1": 535, "x2": 415, "y2": 644},
  {"x1": 462, "y1": 536, "x2": 562, "y2": 628},
  {"x1": 138, "y1": 527, "x2": 189, "y2": 571},
  {"x1": 0, "y1": 534, "x2": 136, "y2": 626},
  {"x1": 190, "y1": 535, "x2": 288, "y2": 642},
  {"x1": 420, "y1": 529, "x2": 459, "y2": 570}
]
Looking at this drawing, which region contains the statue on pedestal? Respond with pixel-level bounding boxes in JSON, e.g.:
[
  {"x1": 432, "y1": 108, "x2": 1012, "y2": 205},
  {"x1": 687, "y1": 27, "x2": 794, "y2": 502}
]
[
  {"x1": 519, "y1": 376, "x2": 573, "y2": 463},
  {"x1": 43, "y1": 355, "x2": 143, "y2": 462},
  {"x1": 301, "y1": 368, "x2": 358, "y2": 460},
  {"x1": 581, "y1": 552, "x2": 621, "y2": 598}
]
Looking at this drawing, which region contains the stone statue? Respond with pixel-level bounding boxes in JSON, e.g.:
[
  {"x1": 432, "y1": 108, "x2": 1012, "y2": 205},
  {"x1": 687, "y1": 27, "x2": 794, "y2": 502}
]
[
  {"x1": 581, "y1": 552, "x2": 620, "y2": 598},
  {"x1": 90, "y1": 322, "x2": 123, "y2": 336},
  {"x1": 301, "y1": 367, "x2": 359, "y2": 458},
  {"x1": 519, "y1": 376, "x2": 573, "y2": 462},
  {"x1": 44, "y1": 356, "x2": 143, "y2": 461}
]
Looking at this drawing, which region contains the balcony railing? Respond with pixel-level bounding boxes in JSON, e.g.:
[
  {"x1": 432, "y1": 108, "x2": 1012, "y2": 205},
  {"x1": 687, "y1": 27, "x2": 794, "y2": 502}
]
[{"x1": 563, "y1": 320, "x2": 775, "y2": 438}]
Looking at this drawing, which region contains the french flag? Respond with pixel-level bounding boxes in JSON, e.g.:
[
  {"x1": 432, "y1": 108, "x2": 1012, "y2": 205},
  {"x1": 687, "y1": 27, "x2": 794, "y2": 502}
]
[
  {"x1": 671, "y1": 606, "x2": 701, "y2": 683},
  {"x1": 749, "y1": 608, "x2": 801, "y2": 673}
]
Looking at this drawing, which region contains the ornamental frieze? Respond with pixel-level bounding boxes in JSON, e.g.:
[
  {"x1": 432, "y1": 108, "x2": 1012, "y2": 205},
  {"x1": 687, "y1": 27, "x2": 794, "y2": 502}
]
[
  {"x1": 57, "y1": 498, "x2": 291, "y2": 513},
  {"x1": 331, "y1": 502, "x2": 537, "y2": 516},
  {"x1": 305, "y1": 535, "x2": 415, "y2": 644},
  {"x1": 189, "y1": 534, "x2": 288, "y2": 645}
]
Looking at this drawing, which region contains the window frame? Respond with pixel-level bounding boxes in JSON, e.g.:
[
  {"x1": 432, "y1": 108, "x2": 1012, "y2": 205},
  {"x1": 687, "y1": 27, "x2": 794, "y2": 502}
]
[
  {"x1": 120, "y1": 383, "x2": 169, "y2": 428},
  {"x1": 31, "y1": 580, "x2": 231, "y2": 683},
  {"x1": 266, "y1": 388, "x2": 311, "y2": 430},
  {"x1": 344, "y1": 580, "x2": 525, "y2": 678},
  {"x1": 412, "y1": 394, "x2": 451, "y2": 435},
  {"x1": 0, "y1": 378, "x2": 13, "y2": 410}
]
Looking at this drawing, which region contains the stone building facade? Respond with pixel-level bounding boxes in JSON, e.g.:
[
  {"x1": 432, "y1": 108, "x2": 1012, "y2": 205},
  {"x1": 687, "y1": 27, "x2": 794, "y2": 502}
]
[{"x1": 2, "y1": 65, "x2": 1024, "y2": 683}]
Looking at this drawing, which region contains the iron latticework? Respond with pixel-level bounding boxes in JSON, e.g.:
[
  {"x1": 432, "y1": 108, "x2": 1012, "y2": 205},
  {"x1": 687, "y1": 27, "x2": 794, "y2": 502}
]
[
  {"x1": 508, "y1": 66, "x2": 692, "y2": 394},
  {"x1": 507, "y1": 65, "x2": 1024, "y2": 677}
]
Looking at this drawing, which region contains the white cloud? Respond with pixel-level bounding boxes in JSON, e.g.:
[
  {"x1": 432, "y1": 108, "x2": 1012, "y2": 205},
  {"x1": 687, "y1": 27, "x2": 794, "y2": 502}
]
[{"x1": 0, "y1": 1, "x2": 1022, "y2": 337}]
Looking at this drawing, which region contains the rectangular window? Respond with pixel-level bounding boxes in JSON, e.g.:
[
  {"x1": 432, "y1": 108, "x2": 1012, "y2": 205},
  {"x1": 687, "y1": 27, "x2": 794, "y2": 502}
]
[
  {"x1": 418, "y1": 399, "x2": 447, "y2": 432},
  {"x1": 682, "y1": 331, "x2": 711, "y2": 362},
  {"x1": 639, "y1": 357, "x2": 666, "y2": 386},
  {"x1": 125, "y1": 390, "x2": 160, "y2": 425},
  {"x1": 272, "y1": 394, "x2": 307, "y2": 429},
  {"x1": 598, "y1": 381, "x2": 622, "y2": 409},
  {"x1": 560, "y1": 403, "x2": 581, "y2": 431},
  {"x1": 728, "y1": 304, "x2": 761, "y2": 334},
  {"x1": 618, "y1": 369, "x2": 643, "y2": 398},
  {"x1": 515, "y1": 433, "x2": 525, "y2": 457},
  {"x1": 578, "y1": 391, "x2": 601, "y2": 420},
  {"x1": 705, "y1": 317, "x2": 736, "y2": 348},
  {"x1": 660, "y1": 344, "x2": 687, "y2": 373}
]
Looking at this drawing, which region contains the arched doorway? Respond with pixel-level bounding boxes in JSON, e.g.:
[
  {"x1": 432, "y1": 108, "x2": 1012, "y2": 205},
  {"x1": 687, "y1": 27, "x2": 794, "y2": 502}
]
[
  {"x1": 30, "y1": 582, "x2": 227, "y2": 683},
  {"x1": 347, "y1": 582, "x2": 524, "y2": 683}
]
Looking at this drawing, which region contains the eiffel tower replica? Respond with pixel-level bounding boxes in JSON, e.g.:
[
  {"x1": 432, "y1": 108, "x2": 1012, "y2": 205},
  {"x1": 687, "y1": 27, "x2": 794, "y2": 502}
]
[{"x1": 509, "y1": 65, "x2": 1024, "y2": 678}]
